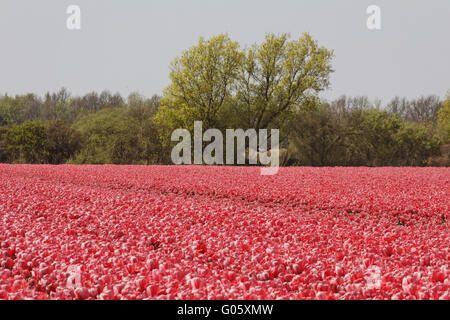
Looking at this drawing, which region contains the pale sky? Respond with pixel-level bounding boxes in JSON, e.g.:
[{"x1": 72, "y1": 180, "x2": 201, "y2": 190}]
[{"x1": 0, "y1": 0, "x2": 449, "y2": 103}]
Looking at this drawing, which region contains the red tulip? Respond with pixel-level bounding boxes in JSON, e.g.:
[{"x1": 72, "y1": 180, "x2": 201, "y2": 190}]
[{"x1": 0, "y1": 165, "x2": 447, "y2": 300}]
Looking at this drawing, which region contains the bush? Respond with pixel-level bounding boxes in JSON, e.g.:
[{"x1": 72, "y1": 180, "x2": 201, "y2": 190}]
[
  {"x1": 46, "y1": 120, "x2": 83, "y2": 164},
  {"x1": 6, "y1": 121, "x2": 48, "y2": 163}
]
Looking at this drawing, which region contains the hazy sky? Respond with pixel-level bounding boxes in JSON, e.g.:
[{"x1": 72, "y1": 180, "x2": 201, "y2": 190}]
[{"x1": 0, "y1": 0, "x2": 449, "y2": 103}]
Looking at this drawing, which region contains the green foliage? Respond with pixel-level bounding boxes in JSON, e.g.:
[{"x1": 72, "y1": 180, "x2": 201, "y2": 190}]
[
  {"x1": 0, "y1": 94, "x2": 41, "y2": 126},
  {"x1": 358, "y1": 110, "x2": 403, "y2": 166},
  {"x1": 0, "y1": 96, "x2": 15, "y2": 126},
  {"x1": 288, "y1": 102, "x2": 442, "y2": 167},
  {"x1": 0, "y1": 34, "x2": 446, "y2": 167},
  {"x1": 127, "y1": 99, "x2": 166, "y2": 164},
  {"x1": 0, "y1": 127, "x2": 9, "y2": 163},
  {"x1": 437, "y1": 97, "x2": 450, "y2": 143},
  {"x1": 0, "y1": 89, "x2": 164, "y2": 165},
  {"x1": 288, "y1": 101, "x2": 345, "y2": 166},
  {"x1": 395, "y1": 122, "x2": 442, "y2": 166},
  {"x1": 72, "y1": 108, "x2": 142, "y2": 164},
  {"x1": 157, "y1": 34, "x2": 243, "y2": 133},
  {"x1": 2, "y1": 119, "x2": 84, "y2": 164},
  {"x1": 46, "y1": 120, "x2": 83, "y2": 164},
  {"x1": 236, "y1": 33, "x2": 334, "y2": 131},
  {"x1": 155, "y1": 33, "x2": 334, "y2": 147},
  {"x1": 6, "y1": 121, "x2": 48, "y2": 163}
]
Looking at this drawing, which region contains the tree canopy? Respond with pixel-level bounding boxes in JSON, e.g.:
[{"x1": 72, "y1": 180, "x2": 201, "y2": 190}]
[{"x1": 0, "y1": 34, "x2": 448, "y2": 167}]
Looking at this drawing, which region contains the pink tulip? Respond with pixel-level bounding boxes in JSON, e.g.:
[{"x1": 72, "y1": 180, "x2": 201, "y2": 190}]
[{"x1": 0, "y1": 165, "x2": 447, "y2": 300}]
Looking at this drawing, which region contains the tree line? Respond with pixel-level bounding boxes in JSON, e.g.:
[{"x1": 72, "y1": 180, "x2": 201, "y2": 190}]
[{"x1": 1, "y1": 33, "x2": 449, "y2": 166}]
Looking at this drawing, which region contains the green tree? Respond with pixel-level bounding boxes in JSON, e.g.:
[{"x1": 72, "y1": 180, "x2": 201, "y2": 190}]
[
  {"x1": 6, "y1": 121, "x2": 48, "y2": 163},
  {"x1": 288, "y1": 101, "x2": 345, "y2": 166},
  {"x1": 72, "y1": 108, "x2": 142, "y2": 164},
  {"x1": 395, "y1": 122, "x2": 442, "y2": 166},
  {"x1": 357, "y1": 110, "x2": 402, "y2": 166},
  {"x1": 126, "y1": 96, "x2": 165, "y2": 164},
  {"x1": 0, "y1": 95, "x2": 17, "y2": 126},
  {"x1": 46, "y1": 120, "x2": 83, "y2": 164},
  {"x1": 437, "y1": 96, "x2": 450, "y2": 143},
  {"x1": 155, "y1": 33, "x2": 334, "y2": 158},
  {"x1": 236, "y1": 33, "x2": 334, "y2": 131},
  {"x1": 156, "y1": 34, "x2": 243, "y2": 133},
  {"x1": 0, "y1": 94, "x2": 42, "y2": 125},
  {"x1": 40, "y1": 88, "x2": 72, "y2": 122},
  {"x1": 0, "y1": 127, "x2": 9, "y2": 163}
]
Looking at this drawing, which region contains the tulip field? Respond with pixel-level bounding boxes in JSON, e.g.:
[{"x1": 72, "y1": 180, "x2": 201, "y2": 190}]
[{"x1": 0, "y1": 165, "x2": 449, "y2": 300}]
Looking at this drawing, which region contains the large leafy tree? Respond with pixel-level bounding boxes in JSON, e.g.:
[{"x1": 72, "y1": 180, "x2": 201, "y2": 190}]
[
  {"x1": 6, "y1": 121, "x2": 48, "y2": 163},
  {"x1": 156, "y1": 34, "x2": 243, "y2": 133},
  {"x1": 288, "y1": 100, "x2": 345, "y2": 166},
  {"x1": 46, "y1": 120, "x2": 83, "y2": 164},
  {"x1": 73, "y1": 108, "x2": 142, "y2": 164},
  {"x1": 155, "y1": 33, "x2": 334, "y2": 140},
  {"x1": 127, "y1": 93, "x2": 165, "y2": 164},
  {"x1": 395, "y1": 122, "x2": 442, "y2": 166},
  {"x1": 236, "y1": 33, "x2": 334, "y2": 131}
]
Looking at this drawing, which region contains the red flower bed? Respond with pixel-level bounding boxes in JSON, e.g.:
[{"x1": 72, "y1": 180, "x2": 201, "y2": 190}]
[{"x1": 0, "y1": 165, "x2": 448, "y2": 300}]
